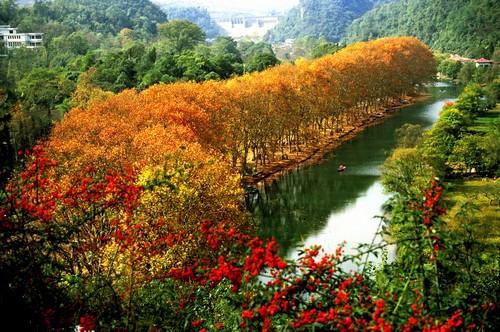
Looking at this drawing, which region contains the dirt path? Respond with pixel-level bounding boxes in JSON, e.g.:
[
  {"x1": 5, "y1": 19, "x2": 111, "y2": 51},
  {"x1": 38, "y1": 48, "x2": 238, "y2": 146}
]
[{"x1": 242, "y1": 94, "x2": 430, "y2": 187}]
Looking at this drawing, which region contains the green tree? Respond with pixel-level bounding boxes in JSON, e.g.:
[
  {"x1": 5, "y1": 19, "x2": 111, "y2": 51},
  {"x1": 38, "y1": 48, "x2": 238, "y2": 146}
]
[
  {"x1": 245, "y1": 53, "x2": 280, "y2": 73},
  {"x1": 394, "y1": 123, "x2": 424, "y2": 148},
  {"x1": 311, "y1": 41, "x2": 343, "y2": 59},
  {"x1": 437, "y1": 106, "x2": 471, "y2": 138},
  {"x1": 0, "y1": 0, "x2": 16, "y2": 25},
  {"x1": 16, "y1": 67, "x2": 75, "y2": 112},
  {"x1": 209, "y1": 36, "x2": 243, "y2": 79},
  {"x1": 157, "y1": 19, "x2": 205, "y2": 54},
  {"x1": 211, "y1": 36, "x2": 241, "y2": 60},
  {"x1": 453, "y1": 83, "x2": 484, "y2": 119},
  {"x1": 0, "y1": 88, "x2": 14, "y2": 184},
  {"x1": 482, "y1": 120, "x2": 500, "y2": 176},
  {"x1": 450, "y1": 134, "x2": 485, "y2": 173},
  {"x1": 291, "y1": 35, "x2": 321, "y2": 59},
  {"x1": 238, "y1": 40, "x2": 274, "y2": 62},
  {"x1": 6, "y1": 47, "x2": 47, "y2": 86},
  {"x1": 457, "y1": 63, "x2": 477, "y2": 85},
  {"x1": 380, "y1": 147, "x2": 436, "y2": 198},
  {"x1": 437, "y1": 59, "x2": 462, "y2": 79},
  {"x1": 91, "y1": 50, "x2": 139, "y2": 92},
  {"x1": 484, "y1": 79, "x2": 500, "y2": 107},
  {"x1": 418, "y1": 107, "x2": 468, "y2": 176},
  {"x1": 47, "y1": 31, "x2": 92, "y2": 68},
  {"x1": 152, "y1": 51, "x2": 178, "y2": 82},
  {"x1": 175, "y1": 50, "x2": 207, "y2": 81},
  {"x1": 136, "y1": 46, "x2": 157, "y2": 88}
]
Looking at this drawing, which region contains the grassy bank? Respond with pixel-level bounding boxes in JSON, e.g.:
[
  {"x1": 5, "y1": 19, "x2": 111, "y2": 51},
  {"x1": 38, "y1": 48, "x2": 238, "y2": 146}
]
[
  {"x1": 470, "y1": 105, "x2": 500, "y2": 133},
  {"x1": 443, "y1": 178, "x2": 500, "y2": 246},
  {"x1": 443, "y1": 103, "x2": 500, "y2": 249}
]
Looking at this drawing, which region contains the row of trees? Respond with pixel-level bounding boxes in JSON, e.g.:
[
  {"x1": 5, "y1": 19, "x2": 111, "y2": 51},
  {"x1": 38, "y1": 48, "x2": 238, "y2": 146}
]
[{"x1": 46, "y1": 36, "x2": 435, "y2": 177}]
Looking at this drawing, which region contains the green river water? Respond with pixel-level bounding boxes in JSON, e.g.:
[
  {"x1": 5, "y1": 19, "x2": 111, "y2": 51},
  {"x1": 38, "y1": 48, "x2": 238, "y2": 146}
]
[{"x1": 250, "y1": 81, "x2": 463, "y2": 267}]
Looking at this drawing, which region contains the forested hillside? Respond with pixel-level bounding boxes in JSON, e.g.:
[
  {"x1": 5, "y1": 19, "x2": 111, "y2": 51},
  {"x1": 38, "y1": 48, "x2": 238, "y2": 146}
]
[
  {"x1": 7, "y1": 0, "x2": 167, "y2": 38},
  {"x1": 161, "y1": 6, "x2": 219, "y2": 38},
  {"x1": 347, "y1": 0, "x2": 500, "y2": 59},
  {"x1": 265, "y1": 0, "x2": 372, "y2": 43},
  {"x1": 265, "y1": 0, "x2": 398, "y2": 43}
]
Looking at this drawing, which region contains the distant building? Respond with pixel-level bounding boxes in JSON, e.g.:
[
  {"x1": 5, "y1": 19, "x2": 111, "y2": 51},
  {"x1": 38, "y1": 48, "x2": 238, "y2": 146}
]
[
  {"x1": 449, "y1": 54, "x2": 496, "y2": 68},
  {"x1": 0, "y1": 25, "x2": 43, "y2": 50},
  {"x1": 475, "y1": 58, "x2": 493, "y2": 67},
  {"x1": 449, "y1": 54, "x2": 473, "y2": 63}
]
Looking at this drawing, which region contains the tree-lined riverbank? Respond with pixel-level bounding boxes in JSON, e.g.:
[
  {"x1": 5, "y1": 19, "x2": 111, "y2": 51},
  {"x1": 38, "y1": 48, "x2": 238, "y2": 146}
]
[
  {"x1": 243, "y1": 94, "x2": 430, "y2": 186},
  {"x1": 252, "y1": 82, "x2": 458, "y2": 258}
]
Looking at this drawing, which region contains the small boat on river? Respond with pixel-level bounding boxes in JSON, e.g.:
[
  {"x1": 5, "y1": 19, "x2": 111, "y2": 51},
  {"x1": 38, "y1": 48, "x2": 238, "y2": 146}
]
[{"x1": 337, "y1": 165, "x2": 346, "y2": 172}]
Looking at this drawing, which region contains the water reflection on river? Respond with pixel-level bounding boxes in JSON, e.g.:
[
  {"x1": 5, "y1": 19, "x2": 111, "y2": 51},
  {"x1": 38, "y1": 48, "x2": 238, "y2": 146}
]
[{"x1": 250, "y1": 82, "x2": 462, "y2": 268}]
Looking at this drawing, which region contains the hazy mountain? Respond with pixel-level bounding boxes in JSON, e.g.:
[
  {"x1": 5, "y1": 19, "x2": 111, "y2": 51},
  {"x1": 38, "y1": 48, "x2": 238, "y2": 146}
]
[{"x1": 152, "y1": 0, "x2": 299, "y2": 16}]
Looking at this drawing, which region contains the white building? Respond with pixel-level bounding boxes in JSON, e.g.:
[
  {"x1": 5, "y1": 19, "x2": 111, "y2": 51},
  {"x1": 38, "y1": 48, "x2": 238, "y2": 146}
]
[
  {"x1": 0, "y1": 25, "x2": 43, "y2": 49},
  {"x1": 215, "y1": 16, "x2": 279, "y2": 40},
  {"x1": 475, "y1": 58, "x2": 493, "y2": 68}
]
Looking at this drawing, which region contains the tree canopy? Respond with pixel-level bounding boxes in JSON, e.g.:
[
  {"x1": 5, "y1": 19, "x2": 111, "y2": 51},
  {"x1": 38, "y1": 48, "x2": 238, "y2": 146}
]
[
  {"x1": 18, "y1": 0, "x2": 168, "y2": 38},
  {"x1": 157, "y1": 19, "x2": 206, "y2": 54},
  {"x1": 162, "y1": 6, "x2": 219, "y2": 39}
]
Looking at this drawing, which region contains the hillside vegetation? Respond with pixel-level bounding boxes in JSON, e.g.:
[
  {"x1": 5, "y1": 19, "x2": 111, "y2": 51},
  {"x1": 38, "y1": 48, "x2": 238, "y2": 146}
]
[
  {"x1": 6, "y1": 0, "x2": 167, "y2": 38},
  {"x1": 265, "y1": 0, "x2": 375, "y2": 43},
  {"x1": 347, "y1": 0, "x2": 500, "y2": 59},
  {"x1": 161, "y1": 6, "x2": 219, "y2": 39}
]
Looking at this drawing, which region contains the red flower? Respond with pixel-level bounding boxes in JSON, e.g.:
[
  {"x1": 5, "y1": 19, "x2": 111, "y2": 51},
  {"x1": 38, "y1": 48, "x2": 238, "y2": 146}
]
[{"x1": 79, "y1": 313, "x2": 97, "y2": 332}]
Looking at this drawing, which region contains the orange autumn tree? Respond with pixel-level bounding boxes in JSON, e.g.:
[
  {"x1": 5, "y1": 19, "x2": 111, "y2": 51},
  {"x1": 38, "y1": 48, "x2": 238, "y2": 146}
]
[
  {"x1": 45, "y1": 84, "x2": 252, "y2": 283},
  {"x1": 68, "y1": 68, "x2": 114, "y2": 110}
]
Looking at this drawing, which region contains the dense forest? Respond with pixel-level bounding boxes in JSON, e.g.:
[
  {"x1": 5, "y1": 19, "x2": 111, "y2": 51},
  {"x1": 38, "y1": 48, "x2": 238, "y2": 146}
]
[
  {"x1": 347, "y1": 0, "x2": 500, "y2": 59},
  {"x1": 267, "y1": 0, "x2": 498, "y2": 60},
  {"x1": 6, "y1": 0, "x2": 167, "y2": 38}
]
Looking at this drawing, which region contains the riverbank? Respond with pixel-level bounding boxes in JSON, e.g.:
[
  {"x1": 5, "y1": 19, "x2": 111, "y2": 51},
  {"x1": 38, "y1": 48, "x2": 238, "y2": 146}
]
[{"x1": 242, "y1": 94, "x2": 431, "y2": 186}]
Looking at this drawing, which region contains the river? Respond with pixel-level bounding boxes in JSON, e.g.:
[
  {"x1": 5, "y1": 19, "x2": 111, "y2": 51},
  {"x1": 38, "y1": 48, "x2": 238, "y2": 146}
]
[{"x1": 250, "y1": 81, "x2": 462, "y2": 268}]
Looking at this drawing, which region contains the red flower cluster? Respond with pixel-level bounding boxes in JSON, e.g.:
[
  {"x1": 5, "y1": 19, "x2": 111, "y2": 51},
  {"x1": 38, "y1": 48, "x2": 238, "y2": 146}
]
[
  {"x1": 2, "y1": 148, "x2": 496, "y2": 331},
  {"x1": 407, "y1": 179, "x2": 447, "y2": 260},
  {"x1": 79, "y1": 313, "x2": 97, "y2": 331},
  {"x1": 166, "y1": 220, "x2": 468, "y2": 331}
]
